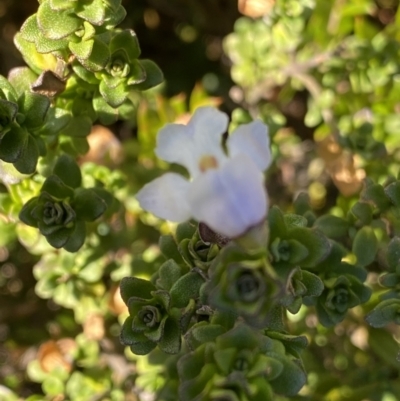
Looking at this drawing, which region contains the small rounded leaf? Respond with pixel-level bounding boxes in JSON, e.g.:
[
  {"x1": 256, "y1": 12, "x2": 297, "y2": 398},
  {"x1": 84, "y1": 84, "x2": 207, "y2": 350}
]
[
  {"x1": 170, "y1": 272, "x2": 204, "y2": 308},
  {"x1": 352, "y1": 226, "x2": 378, "y2": 267},
  {"x1": 366, "y1": 299, "x2": 400, "y2": 327},
  {"x1": 73, "y1": 188, "x2": 107, "y2": 221},
  {"x1": 313, "y1": 215, "x2": 349, "y2": 239},
  {"x1": 134, "y1": 60, "x2": 164, "y2": 91},
  {"x1": 53, "y1": 154, "x2": 82, "y2": 188},
  {"x1": 387, "y1": 237, "x2": 400, "y2": 270}
]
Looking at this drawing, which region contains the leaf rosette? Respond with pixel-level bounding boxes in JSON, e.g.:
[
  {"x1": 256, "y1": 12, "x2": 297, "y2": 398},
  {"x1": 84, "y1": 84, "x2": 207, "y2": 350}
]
[
  {"x1": 178, "y1": 223, "x2": 227, "y2": 270},
  {"x1": 119, "y1": 277, "x2": 182, "y2": 355},
  {"x1": 19, "y1": 154, "x2": 110, "y2": 252},
  {"x1": 205, "y1": 245, "x2": 284, "y2": 327},
  {"x1": 268, "y1": 206, "x2": 331, "y2": 269},
  {"x1": 316, "y1": 274, "x2": 372, "y2": 327},
  {"x1": 178, "y1": 324, "x2": 307, "y2": 401},
  {"x1": 17, "y1": 0, "x2": 126, "y2": 73},
  {"x1": 73, "y1": 30, "x2": 163, "y2": 108},
  {"x1": 0, "y1": 76, "x2": 51, "y2": 174},
  {"x1": 279, "y1": 267, "x2": 324, "y2": 314}
]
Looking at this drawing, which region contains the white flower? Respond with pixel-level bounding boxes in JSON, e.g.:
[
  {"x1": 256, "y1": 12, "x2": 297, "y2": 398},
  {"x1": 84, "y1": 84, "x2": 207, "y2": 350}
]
[{"x1": 136, "y1": 106, "x2": 271, "y2": 238}]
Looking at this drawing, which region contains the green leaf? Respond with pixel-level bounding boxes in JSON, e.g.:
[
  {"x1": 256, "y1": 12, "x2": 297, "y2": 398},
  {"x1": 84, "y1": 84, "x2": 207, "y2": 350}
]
[
  {"x1": 37, "y1": 2, "x2": 81, "y2": 40},
  {"x1": 158, "y1": 317, "x2": 181, "y2": 354},
  {"x1": 301, "y1": 270, "x2": 324, "y2": 297},
  {"x1": 350, "y1": 201, "x2": 373, "y2": 225},
  {"x1": 0, "y1": 99, "x2": 18, "y2": 131},
  {"x1": 268, "y1": 206, "x2": 287, "y2": 240},
  {"x1": 178, "y1": 345, "x2": 205, "y2": 381},
  {"x1": 14, "y1": 34, "x2": 58, "y2": 75},
  {"x1": 126, "y1": 61, "x2": 149, "y2": 85},
  {"x1": 73, "y1": 188, "x2": 107, "y2": 221},
  {"x1": 266, "y1": 331, "x2": 308, "y2": 358},
  {"x1": 352, "y1": 226, "x2": 378, "y2": 267},
  {"x1": 38, "y1": 107, "x2": 72, "y2": 137},
  {"x1": 41, "y1": 175, "x2": 75, "y2": 199},
  {"x1": 129, "y1": 340, "x2": 156, "y2": 355},
  {"x1": 313, "y1": 215, "x2": 349, "y2": 239},
  {"x1": 170, "y1": 272, "x2": 204, "y2": 308},
  {"x1": 104, "y1": 5, "x2": 126, "y2": 29},
  {"x1": 69, "y1": 39, "x2": 94, "y2": 61},
  {"x1": 63, "y1": 220, "x2": 86, "y2": 252},
  {"x1": 72, "y1": 63, "x2": 99, "y2": 84},
  {"x1": 62, "y1": 115, "x2": 92, "y2": 137},
  {"x1": 49, "y1": 0, "x2": 73, "y2": 11},
  {"x1": 379, "y1": 273, "x2": 400, "y2": 287},
  {"x1": 120, "y1": 277, "x2": 156, "y2": 303},
  {"x1": 13, "y1": 134, "x2": 40, "y2": 174},
  {"x1": 93, "y1": 91, "x2": 118, "y2": 125},
  {"x1": 110, "y1": 30, "x2": 141, "y2": 60},
  {"x1": 387, "y1": 237, "x2": 400, "y2": 270},
  {"x1": 35, "y1": 32, "x2": 68, "y2": 53},
  {"x1": 284, "y1": 214, "x2": 308, "y2": 229},
  {"x1": 269, "y1": 355, "x2": 307, "y2": 396},
  {"x1": 70, "y1": 137, "x2": 90, "y2": 155},
  {"x1": 185, "y1": 322, "x2": 226, "y2": 350},
  {"x1": 213, "y1": 347, "x2": 236, "y2": 375},
  {"x1": 19, "y1": 15, "x2": 41, "y2": 43},
  {"x1": 46, "y1": 226, "x2": 73, "y2": 248},
  {"x1": 159, "y1": 235, "x2": 184, "y2": 264},
  {"x1": 53, "y1": 154, "x2": 82, "y2": 188},
  {"x1": 8, "y1": 67, "x2": 38, "y2": 97},
  {"x1": 76, "y1": 0, "x2": 106, "y2": 25},
  {"x1": 99, "y1": 80, "x2": 128, "y2": 108},
  {"x1": 42, "y1": 376, "x2": 65, "y2": 396},
  {"x1": 287, "y1": 239, "x2": 309, "y2": 264},
  {"x1": 19, "y1": 197, "x2": 40, "y2": 227},
  {"x1": 288, "y1": 227, "x2": 331, "y2": 268},
  {"x1": 368, "y1": 327, "x2": 400, "y2": 369},
  {"x1": 362, "y1": 182, "x2": 391, "y2": 212},
  {"x1": 91, "y1": 187, "x2": 114, "y2": 208},
  {"x1": 120, "y1": 316, "x2": 137, "y2": 345},
  {"x1": 134, "y1": 60, "x2": 164, "y2": 91},
  {"x1": 18, "y1": 92, "x2": 50, "y2": 129},
  {"x1": 77, "y1": 38, "x2": 110, "y2": 72},
  {"x1": 176, "y1": 222, "x2": 197, "y2": 243},
  {"x1": 385, "y1": 181, "x2": 400, "y2": 207},
  {"x1": 366, "y1": 299, "x2": 400, "y2": 328},
  {"x1": 0, "y1": 125, "x2": 28, "y2": 163},
  {"x1": 158, "y1": 259, "x2": 182, "y2": 291}
]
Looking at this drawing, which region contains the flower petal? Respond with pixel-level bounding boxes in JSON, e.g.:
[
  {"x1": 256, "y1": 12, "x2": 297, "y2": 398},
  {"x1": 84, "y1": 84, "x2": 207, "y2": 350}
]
[
  {"x1": 155, "y1": 124, "x2": 197, "y2": 174},
  {"x1": 136, "y1": 173, "x2": 191, "y2": 222},
  {"x1": 187, "y1": 154, "x2": 268, "y2": 238},
  {"x1": 190, "y1": 106, "x2": 228, "y2": 175},
  {"x1": 227, "y1": 120, "x2": 271, "y2": 171},
  {"x1": 156, "y1": 107, "x2": 229, "y2": 177},
  {"x1": 189, "y1": 106, "x2": 228, "y2": 145}
]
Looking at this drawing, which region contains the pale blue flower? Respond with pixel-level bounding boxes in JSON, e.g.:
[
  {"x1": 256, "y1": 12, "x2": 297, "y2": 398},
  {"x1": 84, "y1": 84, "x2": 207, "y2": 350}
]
[{"x1": 136, "y1": 106, "x2": 271, "y2": 238}]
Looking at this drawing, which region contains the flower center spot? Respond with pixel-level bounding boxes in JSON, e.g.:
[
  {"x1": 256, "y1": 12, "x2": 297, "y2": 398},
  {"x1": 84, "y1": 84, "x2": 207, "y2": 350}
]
[{"x1": 199, "y1": 155, "x2": 218, "y2": 172}]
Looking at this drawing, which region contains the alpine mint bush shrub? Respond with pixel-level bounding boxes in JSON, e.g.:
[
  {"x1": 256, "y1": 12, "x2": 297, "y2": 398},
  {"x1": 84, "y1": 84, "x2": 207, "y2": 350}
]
[{"x1": 2, "y1": 1, "x2": 400, "y2": 400}]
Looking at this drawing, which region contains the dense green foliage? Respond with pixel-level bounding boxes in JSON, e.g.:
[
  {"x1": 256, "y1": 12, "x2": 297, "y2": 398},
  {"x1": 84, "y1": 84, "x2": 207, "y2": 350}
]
[{"x1": 2, "y1": 1, "x2": 400, "y2": 401}]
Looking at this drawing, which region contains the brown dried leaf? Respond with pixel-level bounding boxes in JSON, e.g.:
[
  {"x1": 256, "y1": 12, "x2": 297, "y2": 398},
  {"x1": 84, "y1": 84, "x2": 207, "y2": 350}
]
[
  {"x1": 80, "y1": 125, "x2": 123, "y2": 166},
  {"x1": 83, "y1": 314, "x2": 105, "y2": 341},
  {"x1": 317, "y1": 136, "x2": 365, "y2": 196},
  {"x1": 37, "y1": 338, "x2": 76, "y2": 373},
  {"x1": 31, "y1": 70, "x2": 66, "y2": 98},
  {"x1": 108, "y1": 285, "x2": 128, "y2": 315}
]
